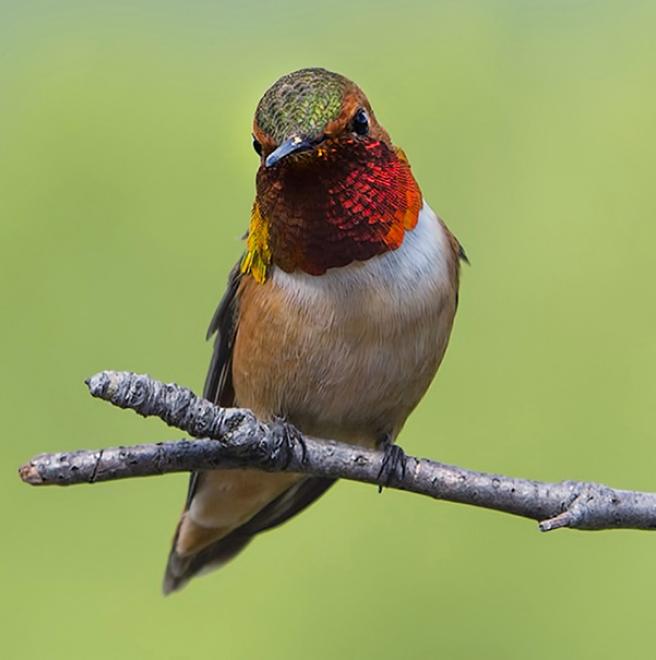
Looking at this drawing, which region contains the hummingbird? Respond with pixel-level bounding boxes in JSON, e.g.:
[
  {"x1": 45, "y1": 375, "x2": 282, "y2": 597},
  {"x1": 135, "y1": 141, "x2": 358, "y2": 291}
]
[{"x1": 163, "y1": 67, "x2": 466, "y2": 593}]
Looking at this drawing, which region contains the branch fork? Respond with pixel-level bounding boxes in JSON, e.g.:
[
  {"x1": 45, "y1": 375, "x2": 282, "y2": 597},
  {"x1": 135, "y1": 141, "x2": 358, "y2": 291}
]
[{"x1": 18, "y1": 371, "x2": 656, "y2": 534}]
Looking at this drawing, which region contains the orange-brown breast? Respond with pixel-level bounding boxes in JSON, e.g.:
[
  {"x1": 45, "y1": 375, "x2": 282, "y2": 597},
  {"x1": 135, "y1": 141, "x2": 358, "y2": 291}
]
[{"x1": 234, "y1": 202, "x2": 459, "y2": 441}]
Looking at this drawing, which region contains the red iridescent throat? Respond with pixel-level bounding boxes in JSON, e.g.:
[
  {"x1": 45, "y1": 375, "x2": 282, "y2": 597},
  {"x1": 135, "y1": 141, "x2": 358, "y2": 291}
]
[{"x1": 254, "y1": 137, "x2": 422, "y2": 276}]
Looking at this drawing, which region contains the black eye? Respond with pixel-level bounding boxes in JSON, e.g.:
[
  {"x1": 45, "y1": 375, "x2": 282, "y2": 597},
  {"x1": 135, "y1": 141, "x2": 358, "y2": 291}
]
[
  {"x1": 252, "y1": 137, "x2": 262, "y2": 156},
  {"x1": 352, "y1": 108, "x2": 369, "y2": 136}
]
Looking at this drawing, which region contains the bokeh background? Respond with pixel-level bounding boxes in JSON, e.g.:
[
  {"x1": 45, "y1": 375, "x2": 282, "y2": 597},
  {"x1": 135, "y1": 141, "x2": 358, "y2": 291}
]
[{"x1": 2, "y1": 1, "x2": 656, "y2": 658}]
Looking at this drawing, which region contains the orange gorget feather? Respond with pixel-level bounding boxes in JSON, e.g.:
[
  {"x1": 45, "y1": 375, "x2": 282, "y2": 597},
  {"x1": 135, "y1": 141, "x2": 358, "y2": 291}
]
[{"x1": 242, "y1": 139, "x2": 422, "y2": 282}]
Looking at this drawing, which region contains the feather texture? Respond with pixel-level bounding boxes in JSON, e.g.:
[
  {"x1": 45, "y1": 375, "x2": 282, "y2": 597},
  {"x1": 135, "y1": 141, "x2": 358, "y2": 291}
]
[{"x1": 163, "y1": 203, "x2": 461, "y2": 593}]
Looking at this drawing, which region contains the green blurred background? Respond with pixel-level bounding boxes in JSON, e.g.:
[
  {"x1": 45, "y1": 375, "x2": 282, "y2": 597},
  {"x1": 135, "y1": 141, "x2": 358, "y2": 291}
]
[{"x1": 2, "y1": 1, "x2": 656, "y2": 658}]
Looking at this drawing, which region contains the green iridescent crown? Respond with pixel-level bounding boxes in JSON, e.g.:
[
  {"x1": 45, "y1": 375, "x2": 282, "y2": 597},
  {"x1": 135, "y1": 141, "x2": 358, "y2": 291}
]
[{"x1": 255, "y1": 68, "x2": 349, "y2": 143}]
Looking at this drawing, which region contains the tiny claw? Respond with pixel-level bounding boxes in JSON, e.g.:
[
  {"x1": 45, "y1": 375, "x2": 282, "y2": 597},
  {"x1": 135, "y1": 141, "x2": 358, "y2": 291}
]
[
  {"x1": 377, "y1": 444, "x2": 407, "y2": 493},
  {"x1": 269, "y1": 418, "x2": 307, "y2": 469}
]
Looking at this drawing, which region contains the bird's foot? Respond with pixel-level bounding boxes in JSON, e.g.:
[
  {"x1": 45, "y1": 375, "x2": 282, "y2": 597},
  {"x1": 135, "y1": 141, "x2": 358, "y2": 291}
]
[
  {"x1": 377, "y1": 443, "x2": 407, "y2": 493},
  {"x1": 268, "y1": 417, "x2": 308, "y2": 469}
]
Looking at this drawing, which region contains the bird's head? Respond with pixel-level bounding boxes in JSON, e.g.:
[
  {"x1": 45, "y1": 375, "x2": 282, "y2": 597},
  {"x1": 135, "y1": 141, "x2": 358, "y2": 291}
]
[
  {"x1": 252, "y1": 67, "x2": 390, "y2": 168},
  {"x1": 242, "y1": 68, "x2": 422, "y2": 282}
]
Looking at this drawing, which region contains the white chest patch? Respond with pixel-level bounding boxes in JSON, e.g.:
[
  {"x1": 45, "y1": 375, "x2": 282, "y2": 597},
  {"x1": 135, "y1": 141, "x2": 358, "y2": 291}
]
[{"x1": 272, "y1": 201, "x2": 452, "y2": 313}]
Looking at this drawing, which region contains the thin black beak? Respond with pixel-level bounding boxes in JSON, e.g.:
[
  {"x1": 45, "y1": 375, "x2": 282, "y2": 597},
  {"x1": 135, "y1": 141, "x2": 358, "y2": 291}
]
[{"x1": 265, "y1": 134, "x2": 317, "y2": 168}]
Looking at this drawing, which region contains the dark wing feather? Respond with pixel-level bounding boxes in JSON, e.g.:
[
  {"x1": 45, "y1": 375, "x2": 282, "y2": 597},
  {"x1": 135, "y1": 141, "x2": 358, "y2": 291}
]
[
  {"x1": 163, "y1": 262, "x2": 336, "y2": 593},
  {"x1": 202, "y1": 262, "x2": 242, "y2": 400},
  {"x1": 183, "y1": 262, "x2": 242, "y2": 509}
]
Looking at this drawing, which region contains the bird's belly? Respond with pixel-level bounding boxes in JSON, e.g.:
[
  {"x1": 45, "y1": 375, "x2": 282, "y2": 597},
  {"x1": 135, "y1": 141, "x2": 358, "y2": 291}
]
[
  {"x1": 232, "y1": 202, "x2": 457, "y2": 445},
  {"x1": 240, "y1": 300, "x2": 450, "y2": 443}
]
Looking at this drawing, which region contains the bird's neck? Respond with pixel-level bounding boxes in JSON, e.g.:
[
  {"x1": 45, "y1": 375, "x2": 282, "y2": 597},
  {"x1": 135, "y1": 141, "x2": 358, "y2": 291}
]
[{"x1": 242, "y1": 139, "x2": 422, "y2": 282}]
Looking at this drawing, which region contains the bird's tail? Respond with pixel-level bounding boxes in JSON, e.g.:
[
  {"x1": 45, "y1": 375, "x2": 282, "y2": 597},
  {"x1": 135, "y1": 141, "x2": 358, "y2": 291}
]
[
  {"x1": 163, "y1": 476, "x2": 336, "y2": 594},
  {"x1": 163, "y1": 527, "x2": 253, "y2": 595}
]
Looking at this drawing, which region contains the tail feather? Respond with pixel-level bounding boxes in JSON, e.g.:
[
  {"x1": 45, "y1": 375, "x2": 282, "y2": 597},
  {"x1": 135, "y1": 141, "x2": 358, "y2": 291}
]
[
  {"x1": 163, "y1": 532, "x2": 252, "y2": 595},
  {"x1": 162, "y1": 476, "x2": 336, "y2": 594}
]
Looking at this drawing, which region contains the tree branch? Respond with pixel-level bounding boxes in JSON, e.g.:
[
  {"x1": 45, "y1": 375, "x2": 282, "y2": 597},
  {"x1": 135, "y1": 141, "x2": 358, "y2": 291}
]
[{"x1": 18, "y1": 371, "x2": 656, "y2": 533}]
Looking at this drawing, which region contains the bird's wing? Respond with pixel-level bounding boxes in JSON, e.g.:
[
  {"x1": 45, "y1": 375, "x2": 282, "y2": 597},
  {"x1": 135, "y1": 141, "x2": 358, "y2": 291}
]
[
  {"x1": 183, "y1": 262, "x2": 242, "y2": 510},
  {"x1": 163, "y1": 262, "x2": 335, "y2": 594}
]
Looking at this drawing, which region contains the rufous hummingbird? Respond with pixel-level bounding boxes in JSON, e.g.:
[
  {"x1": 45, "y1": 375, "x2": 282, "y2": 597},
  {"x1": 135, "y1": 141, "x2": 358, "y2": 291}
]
[{"x1": 164, "y1": 67, "x2": 466, "y2": 593}]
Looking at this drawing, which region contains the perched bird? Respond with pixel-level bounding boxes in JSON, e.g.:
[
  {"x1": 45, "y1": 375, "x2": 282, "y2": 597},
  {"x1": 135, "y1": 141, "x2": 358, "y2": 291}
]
[{"x1": 164, "y1": 67, "x2": 466, "y2": 593}]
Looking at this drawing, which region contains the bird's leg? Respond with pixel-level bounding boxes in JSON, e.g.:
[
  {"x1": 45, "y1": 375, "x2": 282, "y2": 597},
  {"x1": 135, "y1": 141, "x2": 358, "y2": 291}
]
[{"x1": 376, "y1": 432, "x2": 407, "y2": 493}]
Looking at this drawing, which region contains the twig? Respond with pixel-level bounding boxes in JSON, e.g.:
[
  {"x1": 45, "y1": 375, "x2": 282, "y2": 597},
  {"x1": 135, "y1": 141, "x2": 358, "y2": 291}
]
[{"x1": 18, "y1": 371, "x2": 656, "y2": 533}]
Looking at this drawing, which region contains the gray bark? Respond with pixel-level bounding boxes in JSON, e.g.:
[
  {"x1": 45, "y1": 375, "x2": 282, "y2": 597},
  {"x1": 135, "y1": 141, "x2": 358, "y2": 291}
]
[{"x1": 18, "y1": 370, "x2": 656, "y2": 533}]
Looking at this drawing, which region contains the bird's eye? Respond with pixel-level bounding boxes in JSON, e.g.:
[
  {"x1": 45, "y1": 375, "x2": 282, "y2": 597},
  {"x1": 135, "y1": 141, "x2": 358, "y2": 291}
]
[
  {"x1": 352, "y1": 108, "x2": 369, "y2": 136},
  {"x1": 252, "y1": 137, "x2": 263, "y2": 156}
]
